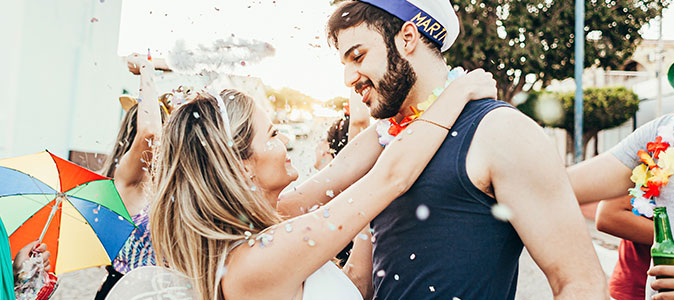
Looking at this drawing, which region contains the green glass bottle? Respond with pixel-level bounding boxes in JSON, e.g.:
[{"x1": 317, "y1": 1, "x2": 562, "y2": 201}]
[{"x1": 652, "y1": 206, "x2": 674, "y2": 292}]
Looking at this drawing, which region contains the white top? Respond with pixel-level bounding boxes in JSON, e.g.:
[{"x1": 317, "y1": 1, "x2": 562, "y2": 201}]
[
  {"x1": 105, "y1": 262, "x2": 363, "y2": 300},
  {"x1": 303, "y1": 262, "x2": 363, "y2": 300}
]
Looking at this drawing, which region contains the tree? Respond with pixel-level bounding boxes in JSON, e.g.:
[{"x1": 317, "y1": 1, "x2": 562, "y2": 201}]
[
  {"x1": 446, "y1": 0, "x2": 667, "y2": 103},
  {"x1": 266, "y1": 87, "x2": 320, "y2": 111},
  {"x1": 325, "y1": 96, "x2": 348, "y2": 111},
  {"x1": 517, "y1": 87, "x2": 639, "y2": 159}
]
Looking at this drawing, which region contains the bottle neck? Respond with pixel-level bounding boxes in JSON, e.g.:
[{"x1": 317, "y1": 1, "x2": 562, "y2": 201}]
[{"x1": 655, "y1": 207, "x2": 674, "y2": 243}]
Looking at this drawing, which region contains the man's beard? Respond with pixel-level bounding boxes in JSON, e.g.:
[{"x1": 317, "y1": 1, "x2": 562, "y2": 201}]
[{"x1": 370, "y1": 44, "x2": 418, "y2": 119}]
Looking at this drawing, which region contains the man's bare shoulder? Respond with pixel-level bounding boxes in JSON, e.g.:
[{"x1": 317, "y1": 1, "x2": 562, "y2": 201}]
[{"x1": 470, "y1": 106, "x2": 559, "y2": 174}]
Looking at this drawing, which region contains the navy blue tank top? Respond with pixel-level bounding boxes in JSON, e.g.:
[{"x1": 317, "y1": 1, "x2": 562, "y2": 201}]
[{"x1": 371, "y1": 99, "x2": 523, "y2": 300}]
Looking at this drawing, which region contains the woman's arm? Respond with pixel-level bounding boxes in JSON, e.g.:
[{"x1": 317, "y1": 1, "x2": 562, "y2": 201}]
[
  {"x1": 342, "y1": 226, "x2": 373, "y2": 299},
  {"x1": 277, "y1": 124, "x2": 383, "y2": 217},
  {"x1": 114, "y1": 54, "x2": 162, "y2": 188},
  {"x1": 595, "y1": 195, "x2": 653, "y2": 245},
  {"x1": 223, "y1": 69, "x2": 497, "y2": 299},
  {"x1": 277, "y1": 70, "x2": 485, "y2": 218}
]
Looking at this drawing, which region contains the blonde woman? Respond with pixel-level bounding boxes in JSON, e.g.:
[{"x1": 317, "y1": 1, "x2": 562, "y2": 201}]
[{"x1": 149, "y1": 69, "x2": 496, "y2": 300}]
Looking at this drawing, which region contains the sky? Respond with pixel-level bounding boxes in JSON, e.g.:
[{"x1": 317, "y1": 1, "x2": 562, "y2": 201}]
[
  {"x1": 117, "y1": 1, "x2": 674, "y2": 101},
  {"x1": 117, "y1": 0, "x2": 350, "y2": 101}
]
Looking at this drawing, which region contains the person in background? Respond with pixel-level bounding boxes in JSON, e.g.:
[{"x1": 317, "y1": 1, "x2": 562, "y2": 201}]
[
  {"x1": 594, "y1": 195, "x2": 653, "y2": 300},
  {"x1": 94, "y1": 53, "x2": 164, "y2": 300},
  {"x1": 314, "y1": 114, "x2": 350, "y2": 171},
  {"x1": 1, "y1": 217, "x2": 51, "y2": 300}
]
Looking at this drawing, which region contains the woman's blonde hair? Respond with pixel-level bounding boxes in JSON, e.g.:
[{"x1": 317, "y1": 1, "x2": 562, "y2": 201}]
[{"x1": 150, "y1": 90, "x2": 281, "y2": 300}]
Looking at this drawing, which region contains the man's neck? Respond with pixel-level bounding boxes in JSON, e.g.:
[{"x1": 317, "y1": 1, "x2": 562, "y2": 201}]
[{"x1": 397, "y1": 61, "x2": 450, "y2": 119}]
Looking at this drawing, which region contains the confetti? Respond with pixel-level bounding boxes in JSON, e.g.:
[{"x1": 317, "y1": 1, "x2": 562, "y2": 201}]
[
  {"x1": 248, "y1": 239, "x2": 255, "y2": 247},
  {"x1": 453, "y1": 297, "x2": 462, "y2": 300},
  {"x1": 193, "y1": 112, "x2": 200, "y2": 119},
  {"x1": 410, "y1": 253, "x2": 416, "y2": 260},
  {"x1": 216, "y1": 266, "x2": 227, "y2": 279},
  {"x1": 491, "y1": 204, "x2": 513, "y2": 222},
  {"x1": 416, "y1": 204, "x2": 430, "y2": 221},
  {"x1": 90, "y1": 17, "x2": 99, "y2": 23},
  {"x1": 342, "y1": 12, "x2": 350, "y2": 17},
  {"x1": 451, "y1": 131, "x2": 458, "y2": 137},
  {"x1": 376, "y1": 270, "x2": 386, "y2": 277},
  {"x1": 308, "y1": 239, "x2": 316, "y2": 246},
  {"x1": 325, "y1": 190, "x2": 335, "y2": 198},
  {"x1": 227, "y1": 140, "x2": 234, "y2": 147},
  {"x1": 323, "y1": 207, "x2": 330, "y2": 218},
  {"x1": 359, "y1": 211, "x2": 366, "y2": 216},
  {"x1": 250, "y1": 185, "x2": 257, "y2": 191},
  {"x1": 394, "y1": 274, "x2": 400, "y2": 280},
  {"x1": 308, "y1": 205, "x2": 319, "y2": 212},
  {"x1": 347, "y1": 198, "x2": 354, "y2": 204},
  {"x1": 285, "y1": 224, "x2": 293, "y2": 232},
  {"x1": 429, "y1": 286, "x2": 436, "y2": 292},
  {"x1": 357, "y1": 233, "x2": 368, "y2": 240}
]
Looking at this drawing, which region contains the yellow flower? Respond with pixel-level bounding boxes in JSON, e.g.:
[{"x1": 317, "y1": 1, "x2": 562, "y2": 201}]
[
  {"x1": 631, "y1": 164, "x2": 649, "y2": 187},
  {"x1": 658, "y1": 148, "x2": 674, "y2": 173},
  {"x1": 650, "y1": 167, "x2": 673, "y2": 186}
]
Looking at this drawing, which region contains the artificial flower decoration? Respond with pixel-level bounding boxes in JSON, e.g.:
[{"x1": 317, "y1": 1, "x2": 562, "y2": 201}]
[
  {"x1": 631, "y1": 197, "x2": 655, "y2": 218},
  {"x1": 642, "y1": 181, "x2": 662, "y2": 199},
  {"x1": 375, "y1": 68, "x2": 466, "y2": 146},
  {"x1": 638, "y1": 150, "x2": 657, "y2": 169},
  {"x1": 648, "y1": 136, "x2": 670, "y2": 159},
  {"x1": 658, "y1": 147, "x2": 674, "y2": 173},
  {"x1": 650, "y1": 167, "x2": 672, "y2": 187},
  {"x1": 630, "y1": 133, "x2": 674, "y2": 217},
  {"x1": 630, "y1": 164, "x2": 649, "y2": 188}
]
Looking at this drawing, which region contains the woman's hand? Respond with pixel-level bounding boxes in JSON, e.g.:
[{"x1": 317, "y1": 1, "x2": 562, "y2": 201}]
[
  {"x1": 13, "y1": 241, "x2": 51, "y2": 277},
  {"x1": 126, "y1": 53, "x2": 154, "y2": 75},
  {"x1": 447, "y1": 68, "x2": 497, "y2": 103}
]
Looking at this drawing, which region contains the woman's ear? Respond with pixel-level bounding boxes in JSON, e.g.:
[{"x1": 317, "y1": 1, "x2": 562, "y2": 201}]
[{"x1": 397, "y1": 21, "x2": 421, "y2": 56}]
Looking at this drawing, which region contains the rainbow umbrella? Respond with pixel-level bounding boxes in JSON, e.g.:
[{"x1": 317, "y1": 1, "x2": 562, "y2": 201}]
[{"x1": 0, "y1": 150, "x2": 135, "y2": 274}]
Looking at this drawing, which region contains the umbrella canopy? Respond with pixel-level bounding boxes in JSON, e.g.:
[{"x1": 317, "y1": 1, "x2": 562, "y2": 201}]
[{"x1": 0, "y1": 150, "x2": 135, "y2": 274}]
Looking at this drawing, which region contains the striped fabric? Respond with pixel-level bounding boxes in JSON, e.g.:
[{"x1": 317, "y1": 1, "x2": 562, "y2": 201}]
[{"x1": 112, "y1": 207, "x2": 156, "y2": 274}]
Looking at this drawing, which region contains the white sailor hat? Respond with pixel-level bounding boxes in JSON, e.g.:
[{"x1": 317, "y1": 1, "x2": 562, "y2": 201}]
[{"x1": 359, "y1": 0, "x2": 460, "y2": 53}]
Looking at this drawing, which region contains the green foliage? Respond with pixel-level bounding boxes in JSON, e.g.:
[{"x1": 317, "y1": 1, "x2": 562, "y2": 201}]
[
  {"x1": 266, "y1": 87, "x2": 320, "y2": 111},
  {"x1": 445, "y1": 0, "x2": 668, "y2": 103},
  {"x1": 517, "y1": 87, "x2": 640, "y2": 149}
]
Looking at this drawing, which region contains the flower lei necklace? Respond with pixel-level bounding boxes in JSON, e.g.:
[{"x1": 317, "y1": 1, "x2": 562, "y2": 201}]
[
  {"x1": 629, "y1": 126, "x2": 674, "y2": 217},
  {"x1": 375, "y1": 68, "x2": 466, "y2": 146}
]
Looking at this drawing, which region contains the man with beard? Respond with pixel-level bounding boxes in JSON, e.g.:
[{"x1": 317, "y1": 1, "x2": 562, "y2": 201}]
[{"x1": 279, "y1": 0, "x2": 607, "y2": 299}]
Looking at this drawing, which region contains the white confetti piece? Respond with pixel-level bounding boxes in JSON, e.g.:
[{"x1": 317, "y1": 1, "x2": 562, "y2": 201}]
[
  {"x1": 376, "y1": 270, "x2": 386, "y2": 277},
  {"x1": 357, "y1": 233, "x2": 368, "y2": 240},
  {"x1": 410, "y1": 253, "x2": 416, "y2": 260},
  {"x1": 416, "y1": 204, "x2": 430, "y2": 221},
  {"x1": 308, "y1": 239, "x2": 316, "y2": 246},
  {"x1": 429, "y1": 286, "x2": 435, "y2": 292},
  {"x1": 193, "y1": 111, "x2": 200, "y2": 119},
  {"x1": 323, "y1": 208, "x2": 330, "y2": 218},
  {"x1": 491, "y1": 204, "x2": 513, "y2": 222},
  {"x1": 451, "y1": 131, "x2": 458, "y2": 137},
  {"x1": 394, "y1": 274, "x2": 400, "y2": 280},
  {"x1": 325, "y1": 190, "x2": 335, "y2": 198},
  {"x1": 285, "y1": 224, "x2": 292, "y2": 232}
]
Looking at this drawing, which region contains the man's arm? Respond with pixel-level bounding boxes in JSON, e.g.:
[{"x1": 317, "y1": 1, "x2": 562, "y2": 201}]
[
  {"x1": 479, "y1": 108, "x2": 608, "y2": 299},
  {"x1": 567, "y1": 152, "x2": 633, "y2": 204},
  {"x1": 596, "y1": 195, "x2": 653, "y2": 245}
]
